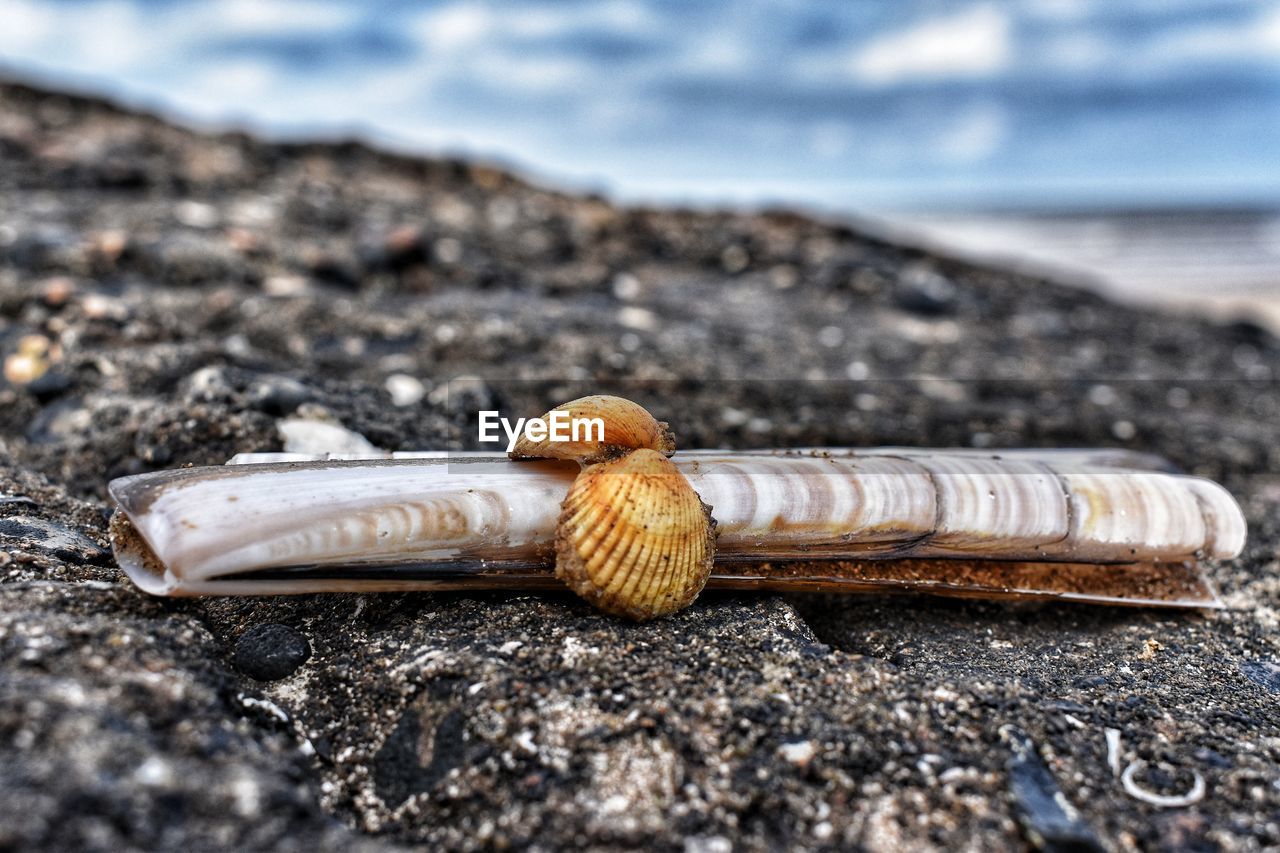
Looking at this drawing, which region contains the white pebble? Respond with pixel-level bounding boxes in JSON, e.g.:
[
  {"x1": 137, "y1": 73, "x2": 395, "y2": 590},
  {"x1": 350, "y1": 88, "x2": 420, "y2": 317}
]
[
  {"x1": 818, "y1": 326, "x2": 844, "y2": 347},
  {"x1": 134, "y1": 757, "x2": 173, "y2": 787},
  {"x1": 279, "y1": 418, "x2": 380, "y2": 454},
  {"x1": 175, "y1": 200, "x2": 219, "y2": 229},
  {"x1": 384, "y1": 373, "x2": 426, "y2": 407},
  {"x1": 845, "y1": 361, "x2": 869, "y2": 380},
  {"x1": 612, "y1": 273, "x2": 641, "y2": 300},
  {"x1": 618, "y1": 306, "x2": 658, "y2": 331},
  {"x1": 779, "y1": 740, "x2": 816, "y2": 764}
]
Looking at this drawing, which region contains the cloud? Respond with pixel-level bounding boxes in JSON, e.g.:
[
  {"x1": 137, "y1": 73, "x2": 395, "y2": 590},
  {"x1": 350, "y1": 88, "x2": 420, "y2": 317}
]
[
  {"x1": 808, "y1": 121, "x2": 855, "y2": 160},
  {"x1": 415, "y1": 0, "x2": 657, "y2": 52},
  {"x1": 935, "y1": 103, "x2": 1008, "y2": 164},
  {"x1": 212, "y1": 0, "x2": 357, "y2": 37},
  {"x1": 418, "y1": 4, "x2": 495, "y2": 50},
  {"x1": 849, "y1": 5, "x2": 1012, "y2": 86},
  {"x1": 1037, "y1": 29, "x2": 1111, "y2": 72},
  {"x1": 1146, "y1": 7, "x2": 1280, "y2": 65},
  {"x1": 0, "y1": 0, "x2": 1275, "y2": 210}
]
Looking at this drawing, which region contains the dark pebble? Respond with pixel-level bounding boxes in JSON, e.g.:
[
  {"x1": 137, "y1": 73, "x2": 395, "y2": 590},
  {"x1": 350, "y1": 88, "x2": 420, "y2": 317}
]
[
  {"x1": 361, "y1": 225, "x2": 430, "y2": 272},
  {"x1": 1, "y1": 226, "x2": 80, "y2": 270},
  {"x1": 1223, "y1": 318, "x2": 1274, "y2": 346},
  {"x1": 25, "y1": 371, "x2": 73, "y2": 401},
  {"x1": 894, "y1": 266, "x2": 957, "y2": 316},
  {"x1": 306, "y1": 251, "x2": 362, "y2": 290},
  {"x1": 1240, "y1": 659, "x2": 1280, "y2": 693},
  {"x1": 145, "y1": 234, "x2": 245, "y2": 286},
  {"x1": 1193, "y1": 747, "x2": 1233, "y2": 769},
  {"x1": 234, "y1": 623, "x2": 312, "y2": 681},
  {"x1": 1041, "y1": 699, "x2": 1089, "y2": 714},
  {"x1": 246, "y1": 376, "x2": 312, "y2": 415},
  {"x1": 1005, "y1": 727, "x2": 1104, "y2": 852},
  {"x1": 0, "y1": 515, "x2": 110, "y2": 564}
]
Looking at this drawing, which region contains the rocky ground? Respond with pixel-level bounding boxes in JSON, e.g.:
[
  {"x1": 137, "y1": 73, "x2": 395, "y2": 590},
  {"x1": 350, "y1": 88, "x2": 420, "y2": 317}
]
[{"x1": 1, "y1": 80, "x2": 1278, "y2": 851}]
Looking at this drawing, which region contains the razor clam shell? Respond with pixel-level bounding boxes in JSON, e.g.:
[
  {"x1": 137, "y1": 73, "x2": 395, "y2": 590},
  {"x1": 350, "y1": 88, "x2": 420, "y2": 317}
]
[
  {"x1": 110, "y1": 458, "x2": 575, "y2": 595},
  {"x1": 110, "y1": 452, "x2": 1246, "y2": 596}
]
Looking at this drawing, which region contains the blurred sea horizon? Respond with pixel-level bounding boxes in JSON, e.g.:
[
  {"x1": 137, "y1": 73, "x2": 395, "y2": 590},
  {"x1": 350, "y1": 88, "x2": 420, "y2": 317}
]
[{"x1": 1, "y1": 0, "x2": 1278, "y2": 320}]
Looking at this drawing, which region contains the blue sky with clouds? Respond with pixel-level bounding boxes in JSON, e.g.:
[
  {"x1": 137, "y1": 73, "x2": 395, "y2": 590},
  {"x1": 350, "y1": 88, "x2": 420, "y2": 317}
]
[{"x1": 0, "y1": 0, "x2": 1277, "y2": 211}]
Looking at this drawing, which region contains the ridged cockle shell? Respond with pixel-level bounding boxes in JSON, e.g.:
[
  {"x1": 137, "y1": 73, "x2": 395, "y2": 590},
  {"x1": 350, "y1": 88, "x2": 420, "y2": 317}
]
[
  {"x1": 555, "y1": 448, "x2": 716, "y2": 620},
  {"x1": 509, "y1": 395, "x2": 676, "y2": 464}
]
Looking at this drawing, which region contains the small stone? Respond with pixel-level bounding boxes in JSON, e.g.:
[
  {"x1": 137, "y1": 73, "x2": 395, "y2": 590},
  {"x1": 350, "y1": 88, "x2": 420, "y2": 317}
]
[
  {"x1": 1087, "y1": 384, "x2": 1117, "y2": 406},
  {"x1": 817, "y1": 325, "x2": 844, "y2": 347},
  {"x1": 4, "y1": 334, "x2": 54, "y2": 385},
  {"x1": 684, "y1": 836, "x2": 733, "y2": 853},
  {"x1": 234, "y1": 624, "x2": 311, "y2": 681},
  {"x1": 845, "y1": 360, "x2": 870, "y2": 380},
  {"x1": 0, "y1": 515, "x2": 110, "y2": 564},
  {"x1": 175, "y1": 200, "x2": 220, "y2": 229},
  {"x1": 385, "y1": 373, "x2": 426, "y2": 407},
  {"x1": 80, "y1": 293, "x2": 128, "y2": 321},
  {"x1": 894, "y1": 266, "x2": 957, "y2": 316},
  {"x1": 2, "y1": 225, "x2": 79, "y2": 269},
  {"x1": 263, "y1": 274, "x2": 310, "y2": 297},
  {"x1": 1241, "y1": 660, "x2": 1280, "y2": 693},
  {"x1": 365, "y1": 225, "x2": 429, "y2": 271},
  {"x1": 770, "y1": 264, "x2": 798, "y2": 290},
  {"x1": 183, "y1": 365, "x2": 235, "y2": 404},
  {"x1": 778, "y1": 740, "x2": 816, "y2": 765},
  {"x1": 433, "y1": 237, "x2": 463, "y2": 265},
  {"x1": 39, "y1": 276, "x2": 77, "y2": 307},
  {"x1": 612, "y1": 273, "x2": 641, "y2": 300},
  {"x1": 90, "y1": 229, "x2": 129, "y2": 263},
  {"x1": 4, "y1": 352, "x2": 48, "y2": 385},
  {"x1": 150, "y1": 234, "x2": 243, "y2": 286},
  {"x1": 24, "y1": 371, "x2": 73, "y2": 401},
  {"x1": 133, "y1": 756, "x2": 174, "y2": 787},
  {"x1": 246, "y1": 376, "x2": 312, "y2": 415},
  {"x1": 279, "y1": 417, "x2": 379, "y2": 454},
  {"x1": 720, "y1": 245, "x2": 749, "y2": 273},
  {"x1": 1004, "y1": 727, "x2": 1103, "y2": 851},
  {"x1": 618, "y1": 306, "x2": 657, "y2": 331}
]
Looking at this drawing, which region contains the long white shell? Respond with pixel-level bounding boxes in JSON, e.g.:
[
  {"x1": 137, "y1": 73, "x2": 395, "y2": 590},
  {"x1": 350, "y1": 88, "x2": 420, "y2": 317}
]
[{"x1": 110, "y1": 450, "x2": 1246, "y2": 596}]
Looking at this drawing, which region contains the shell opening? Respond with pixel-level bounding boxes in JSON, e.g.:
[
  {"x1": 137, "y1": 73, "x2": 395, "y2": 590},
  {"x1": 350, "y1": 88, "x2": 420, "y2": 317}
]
[{"x1": 109, "y1": 511, "x2": 177, "y2": 596}]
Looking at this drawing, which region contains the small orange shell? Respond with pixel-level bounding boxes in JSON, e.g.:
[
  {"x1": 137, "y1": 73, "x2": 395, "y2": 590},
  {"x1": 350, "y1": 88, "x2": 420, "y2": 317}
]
[
  {"x1": 510, "y1": 395, "x2": 675, "y2": 464},
  {"x1": 555, "y1": 448, "x2": 716, "y2": 620}
]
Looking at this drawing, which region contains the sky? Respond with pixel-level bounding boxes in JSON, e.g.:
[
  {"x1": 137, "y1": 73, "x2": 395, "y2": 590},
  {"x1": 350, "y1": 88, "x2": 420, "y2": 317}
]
[{"x1": 0, "y1": 0, "x2": 1277, "y2": 211}]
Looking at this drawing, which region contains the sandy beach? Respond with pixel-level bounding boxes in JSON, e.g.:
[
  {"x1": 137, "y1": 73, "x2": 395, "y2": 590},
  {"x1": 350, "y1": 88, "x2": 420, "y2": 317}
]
[{"x1": 1, "y1": 80, "x2": 1278, "y2": 850}]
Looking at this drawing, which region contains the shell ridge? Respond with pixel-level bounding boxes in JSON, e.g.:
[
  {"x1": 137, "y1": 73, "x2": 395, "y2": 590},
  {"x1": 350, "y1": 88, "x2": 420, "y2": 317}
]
[
  {"x1": 601, "y1": 475, "x2": 665, "y2": 598},
  {"x1": 552, "y1": 448, "x2": 713, "y2": 619},
  {"x1": 1184, "y1": 476, "x2": 1246, "y2": 559},
  {"x1": 883, "y1": 455, "x2": 943, "y2": 555}
]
